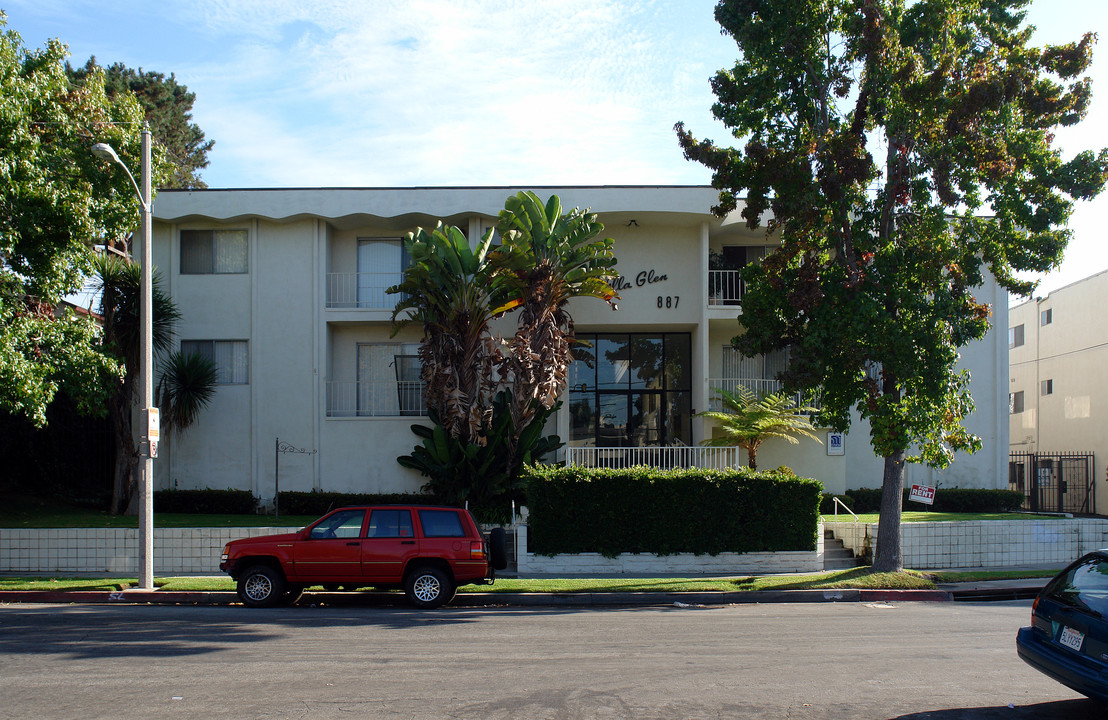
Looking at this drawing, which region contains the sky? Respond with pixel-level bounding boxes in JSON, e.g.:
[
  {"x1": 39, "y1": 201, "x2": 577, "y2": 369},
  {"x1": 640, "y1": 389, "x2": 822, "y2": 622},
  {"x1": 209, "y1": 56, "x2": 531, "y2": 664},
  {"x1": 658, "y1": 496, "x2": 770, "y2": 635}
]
[{"x1": 4, "y1": 0, "x2": 1108, "y2": 299}]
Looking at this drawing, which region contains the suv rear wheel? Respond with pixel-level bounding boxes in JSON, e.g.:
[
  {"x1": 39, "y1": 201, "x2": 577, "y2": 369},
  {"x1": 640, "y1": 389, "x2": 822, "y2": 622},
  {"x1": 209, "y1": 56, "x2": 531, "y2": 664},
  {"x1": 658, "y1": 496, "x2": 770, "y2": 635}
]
[
  {"x1": 404, "y1": 566, "x2": 455, "y2": 609},
  {"x1": 237, "y1": 564, "x2": 285, "y2": 608}
]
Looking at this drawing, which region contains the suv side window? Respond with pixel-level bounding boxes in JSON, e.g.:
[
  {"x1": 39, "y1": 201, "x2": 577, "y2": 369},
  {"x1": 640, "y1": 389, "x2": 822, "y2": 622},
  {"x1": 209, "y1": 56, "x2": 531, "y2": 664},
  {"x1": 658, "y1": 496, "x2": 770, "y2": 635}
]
[
  {"x1": 309, "y1": 509, "x2": 365, "y2": 539},
  {"x1": 367, "y1": 509, "x2": 414, "y2": 538},
  {"x1": 418, "y1": 509, "x2": 466, "y2": 537}
]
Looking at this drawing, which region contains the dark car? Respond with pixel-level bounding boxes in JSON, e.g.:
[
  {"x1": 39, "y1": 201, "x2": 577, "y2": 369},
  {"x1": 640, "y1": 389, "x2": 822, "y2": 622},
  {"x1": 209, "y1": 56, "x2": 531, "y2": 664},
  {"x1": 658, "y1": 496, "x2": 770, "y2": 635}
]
[
  {"x1": 1016, "y1": 550, "x2": 1108, "y2": 703},
  {"x1": 220, "y1": 505, "x2": 508, "y2": 609}
]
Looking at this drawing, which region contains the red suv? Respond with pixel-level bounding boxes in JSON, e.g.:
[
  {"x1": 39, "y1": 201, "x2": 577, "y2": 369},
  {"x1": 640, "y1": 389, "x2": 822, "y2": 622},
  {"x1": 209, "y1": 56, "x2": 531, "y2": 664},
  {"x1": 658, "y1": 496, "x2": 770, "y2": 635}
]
[{"x1": 220, "y1": 505, "x2": 507, "y2": 608}]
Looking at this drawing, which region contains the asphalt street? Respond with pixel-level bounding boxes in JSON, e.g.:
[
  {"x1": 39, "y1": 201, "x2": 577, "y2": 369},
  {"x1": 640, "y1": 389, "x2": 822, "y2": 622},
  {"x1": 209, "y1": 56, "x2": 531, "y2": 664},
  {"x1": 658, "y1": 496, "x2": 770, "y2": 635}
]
[{"x1": 0, "y1": 600, "x2": 1099, "y2": 719}]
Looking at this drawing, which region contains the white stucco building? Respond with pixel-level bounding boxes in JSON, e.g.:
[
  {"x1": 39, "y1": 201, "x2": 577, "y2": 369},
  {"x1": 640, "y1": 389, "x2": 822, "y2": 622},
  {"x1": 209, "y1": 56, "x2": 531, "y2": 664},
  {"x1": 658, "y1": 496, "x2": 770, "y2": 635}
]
[{"x1": 149, "y1": 186, "x2": 1009, "y2": 503}]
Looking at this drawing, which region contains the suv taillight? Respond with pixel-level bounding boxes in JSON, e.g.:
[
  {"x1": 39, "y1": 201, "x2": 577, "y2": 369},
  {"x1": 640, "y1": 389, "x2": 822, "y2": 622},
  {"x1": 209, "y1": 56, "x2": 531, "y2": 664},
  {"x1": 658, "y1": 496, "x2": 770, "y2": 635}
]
[{"x1": 471, "y1": 541, "x2": 487, "y2": 560}]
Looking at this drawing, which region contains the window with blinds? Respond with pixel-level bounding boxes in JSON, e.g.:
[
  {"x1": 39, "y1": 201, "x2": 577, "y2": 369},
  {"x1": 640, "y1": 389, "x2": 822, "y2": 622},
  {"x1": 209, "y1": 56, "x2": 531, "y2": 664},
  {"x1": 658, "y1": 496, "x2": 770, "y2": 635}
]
[
  {"x1": 180, "y1": 229, "x2": 248, "y2": 274},
  {"x1": 180, "y1": 340, "x2": 249, "y2": 384}
]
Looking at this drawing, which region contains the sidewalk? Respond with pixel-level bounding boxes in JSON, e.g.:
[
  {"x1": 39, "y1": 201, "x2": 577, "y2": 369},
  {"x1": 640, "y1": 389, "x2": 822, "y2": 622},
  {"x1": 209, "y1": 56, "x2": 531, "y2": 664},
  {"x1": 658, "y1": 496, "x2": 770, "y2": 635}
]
[{"x1": 0, "y1": 574, "x2": 1052, "y2": 607}]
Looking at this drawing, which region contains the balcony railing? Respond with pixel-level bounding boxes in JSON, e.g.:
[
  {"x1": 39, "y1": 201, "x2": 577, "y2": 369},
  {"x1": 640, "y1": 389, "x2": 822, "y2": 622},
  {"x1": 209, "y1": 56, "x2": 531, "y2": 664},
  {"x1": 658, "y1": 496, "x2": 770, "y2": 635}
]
[
  {"x1": 707, "y1": 269, "x2": 743, "y2": 306},
  {"x1": 565, "y1": 445, "x2": 743, "y2": 470},
  {"x1": 326, "y1": 272, "x2": 404, "y2": 309},
  {"x1": 707, "y1": 378, "x2": 820, "y2": 412},
  {"x1": 326, "y1": 380, "x2": 427, "y2": 417}
]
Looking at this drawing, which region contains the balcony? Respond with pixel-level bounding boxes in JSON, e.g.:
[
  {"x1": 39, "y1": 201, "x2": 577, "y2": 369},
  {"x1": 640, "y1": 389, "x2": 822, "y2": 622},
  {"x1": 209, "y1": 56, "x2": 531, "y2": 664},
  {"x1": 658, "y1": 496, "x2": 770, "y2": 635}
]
[
  {"x1": 326, "y1": 380, "x2": 427, "y2": 417},
  {"x1": 565, "y1": 445, "x2": 743, "y2": 470},
  {"x1": 326, "y1": 272, "x2": 403, "y2": 310},
  {"x1": 707, "y1": 269, "x2": 743, "y2": 306}
]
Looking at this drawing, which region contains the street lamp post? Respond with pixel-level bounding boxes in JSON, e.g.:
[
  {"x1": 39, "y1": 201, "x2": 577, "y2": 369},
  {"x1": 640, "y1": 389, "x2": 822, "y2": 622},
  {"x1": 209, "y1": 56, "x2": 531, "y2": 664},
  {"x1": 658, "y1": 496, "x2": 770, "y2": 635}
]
[{"x1": 92, "y1": 130, "x2": 156, "y2": 590}]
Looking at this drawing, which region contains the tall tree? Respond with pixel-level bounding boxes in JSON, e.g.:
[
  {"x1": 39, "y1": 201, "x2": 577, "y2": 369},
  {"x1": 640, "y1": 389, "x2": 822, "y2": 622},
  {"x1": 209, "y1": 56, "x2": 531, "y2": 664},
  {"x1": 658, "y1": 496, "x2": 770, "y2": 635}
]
[
  {"x1": 0, "y1": 14, "x2": 168, "y2": 427},
  {"x1": 494, "y1": 191, "x2": 619, "y2": 474},
  {"x1": 68, "y1": 58, "x2": 213, "y2": 189},
  {"x1": 676, "y1": 0, "x2": 1108, "y2": 570}
]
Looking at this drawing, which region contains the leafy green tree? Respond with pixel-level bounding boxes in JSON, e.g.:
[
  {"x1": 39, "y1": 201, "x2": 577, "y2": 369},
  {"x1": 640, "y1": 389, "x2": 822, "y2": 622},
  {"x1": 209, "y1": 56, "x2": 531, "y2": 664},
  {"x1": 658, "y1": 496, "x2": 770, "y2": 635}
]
[
  {"x1": 676, "y1": 0, "x2": 1108, "y2": 570},
  {"x1": 696, "y1": 387, "x2": 821, "y2": 470},
  {"x1": 68, "y1": 58, "x2": 213, "y2": 189},
  {"x1": 0, "y1": 13, "x2": 168, "y2": 426}
]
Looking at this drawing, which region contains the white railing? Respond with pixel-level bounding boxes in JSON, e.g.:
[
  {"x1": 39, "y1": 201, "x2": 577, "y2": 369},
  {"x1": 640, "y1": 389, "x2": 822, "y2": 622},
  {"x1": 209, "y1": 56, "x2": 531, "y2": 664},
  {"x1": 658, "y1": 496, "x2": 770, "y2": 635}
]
[
  {"x1": 706, "y1": 377, "x2": 820, "y2": 412},
  {"x1": 707, "y1": 269, "x2": 743, "y2": 306},
  {"x1": 326, "y1": 272, "x2": 403, "y2": 309},
  {"x1": 326, "y1": 380, "x2": 427, "y2": 417},
  {"x1": 565, "y1": 446, "x2": 743, "y2": 470}
]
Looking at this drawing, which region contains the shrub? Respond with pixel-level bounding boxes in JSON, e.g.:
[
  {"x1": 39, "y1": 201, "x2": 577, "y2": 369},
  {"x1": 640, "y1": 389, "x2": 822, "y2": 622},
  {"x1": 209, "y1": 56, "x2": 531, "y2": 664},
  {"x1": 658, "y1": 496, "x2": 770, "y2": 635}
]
[
  {"x1": 523, "y1": 464, "x2": 822, "y2": 557},
  {"x1": 154, "y1": 489, "x2": 256, "y2": 514},
  {"x1": 820, "y1": 493, "x2": 854, "y2": 514},
  {"x1": 843, "y1": 487, "x2": 1025, "y2": 514}
]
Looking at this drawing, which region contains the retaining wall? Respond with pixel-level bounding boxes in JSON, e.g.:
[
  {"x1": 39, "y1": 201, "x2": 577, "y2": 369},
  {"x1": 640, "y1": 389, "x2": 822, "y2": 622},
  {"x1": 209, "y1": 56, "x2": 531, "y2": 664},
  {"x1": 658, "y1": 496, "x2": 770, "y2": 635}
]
[
  {"x1": 514, "y1": 525, "x2": 825, "y2": 575},
  {"x1": 824, "y1": 518, "x2": 1108, "y2": 569}
]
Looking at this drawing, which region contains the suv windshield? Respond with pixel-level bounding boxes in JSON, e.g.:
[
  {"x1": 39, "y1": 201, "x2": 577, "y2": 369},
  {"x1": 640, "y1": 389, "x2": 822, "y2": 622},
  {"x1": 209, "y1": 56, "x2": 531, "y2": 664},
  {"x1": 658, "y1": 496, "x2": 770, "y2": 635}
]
[{"x1": 1046, "y1": 555, "x2": 1108, "y2": 617}]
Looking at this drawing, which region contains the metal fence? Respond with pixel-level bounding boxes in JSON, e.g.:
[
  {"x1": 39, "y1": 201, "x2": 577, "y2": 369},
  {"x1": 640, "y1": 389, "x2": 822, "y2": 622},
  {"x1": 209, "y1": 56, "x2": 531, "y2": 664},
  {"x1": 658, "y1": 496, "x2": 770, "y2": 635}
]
[
  {"x1": 326, "y1": 381, "x2": 428, "y2": 417},
  {"x1": 565, "y1": 445, "x2": 743, "y2": 470},
  {"x1": 1008, "y1": 451, "x2": 1095, "y2": 514}
]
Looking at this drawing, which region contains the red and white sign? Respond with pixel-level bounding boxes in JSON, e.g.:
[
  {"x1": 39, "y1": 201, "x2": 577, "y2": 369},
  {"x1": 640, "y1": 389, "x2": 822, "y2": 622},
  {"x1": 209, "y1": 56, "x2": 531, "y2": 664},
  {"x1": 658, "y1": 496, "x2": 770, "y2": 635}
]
[{"x1": 909, "y1": 484, "x2": 936, "y2": 505}]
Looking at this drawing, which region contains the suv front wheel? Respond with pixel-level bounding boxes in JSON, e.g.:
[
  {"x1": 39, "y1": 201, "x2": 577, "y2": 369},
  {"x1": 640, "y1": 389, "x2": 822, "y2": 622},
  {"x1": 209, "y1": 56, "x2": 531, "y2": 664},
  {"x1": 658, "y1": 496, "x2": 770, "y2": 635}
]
[
  {"x1": 237, "y1": 564, "x2": 286, "y2": 608},
  {"x1": 404, "y1": 566, "x2": 455, "y2": 609}
]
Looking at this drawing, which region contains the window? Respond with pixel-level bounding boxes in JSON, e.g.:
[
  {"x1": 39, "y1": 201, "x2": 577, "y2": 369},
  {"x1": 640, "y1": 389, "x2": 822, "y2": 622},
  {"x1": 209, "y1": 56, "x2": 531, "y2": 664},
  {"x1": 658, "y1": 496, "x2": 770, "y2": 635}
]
[
  {"x1": 356, "y1": 342, "x2": 424, "y2": 416},
  {"x1": 417, "y1": 509, "x2": 466, "y2": 538},
  {"x1": 309, "y1": 509, "x2": 365, "y2": 539},
  {"x1": 1009, "y1": 391, "x2": 1024, "y2": 414},
  {"x1": 1041, "y1": 379, "x2": 1053, "y2": 396},
  {"x1": 180, "y1": 340, "x2": 249, "y2": 384},
  {"x1": 1009, "y1": 324, "x2": 1024, "y2": 349},
  {"x1": 180, "y1": 229, "x2": 248, "y2": 274},
  {"x1": 1041, "y1": 308, "x2": 1053, "y2": 326},
  {"x1": 569, "y1": 333, "x2": 692, "y2": 447},
  {"x1": 367, "y1": 509, "x2": 414, "y2": 538},
  {"x1": 356, "y1": 238, "x2": 409, "y2": 308}
]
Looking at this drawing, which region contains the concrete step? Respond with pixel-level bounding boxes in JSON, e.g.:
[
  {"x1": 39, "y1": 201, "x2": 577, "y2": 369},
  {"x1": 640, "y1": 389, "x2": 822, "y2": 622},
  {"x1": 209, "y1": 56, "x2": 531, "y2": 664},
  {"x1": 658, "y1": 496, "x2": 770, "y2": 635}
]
[{"x1": 823, "y1": 535, "x2": 863, "y2": 570}]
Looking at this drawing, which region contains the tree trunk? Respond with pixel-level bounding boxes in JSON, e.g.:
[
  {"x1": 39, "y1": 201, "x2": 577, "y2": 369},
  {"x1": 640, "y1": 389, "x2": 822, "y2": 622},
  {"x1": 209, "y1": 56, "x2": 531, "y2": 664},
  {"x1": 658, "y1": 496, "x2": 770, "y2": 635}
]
[{"x1": 873, "y1": 449, "x2": 906, "y2": 572}]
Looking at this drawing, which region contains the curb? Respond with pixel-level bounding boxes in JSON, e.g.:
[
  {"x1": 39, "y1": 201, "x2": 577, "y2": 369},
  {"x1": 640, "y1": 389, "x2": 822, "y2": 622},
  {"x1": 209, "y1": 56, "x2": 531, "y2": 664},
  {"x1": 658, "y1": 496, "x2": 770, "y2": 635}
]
[{"x1": 0, "y1": 588, "x2": 955, "y2": 606}]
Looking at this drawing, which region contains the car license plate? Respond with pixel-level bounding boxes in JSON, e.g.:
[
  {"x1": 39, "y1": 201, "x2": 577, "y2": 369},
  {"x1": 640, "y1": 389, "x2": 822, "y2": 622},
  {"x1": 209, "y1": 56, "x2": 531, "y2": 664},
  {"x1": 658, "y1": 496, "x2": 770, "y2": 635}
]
[{"x1": 1059, "y1": 626, "x2": 1085, "y2": 652}]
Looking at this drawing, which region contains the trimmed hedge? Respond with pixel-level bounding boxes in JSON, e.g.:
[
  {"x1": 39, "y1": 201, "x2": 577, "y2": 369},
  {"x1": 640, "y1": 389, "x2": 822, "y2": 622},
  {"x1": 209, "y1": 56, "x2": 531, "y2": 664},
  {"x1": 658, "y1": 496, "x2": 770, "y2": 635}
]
[
  {"x1": 154, "y1": 489, "x2": 256, "y2": 515},
  {"x1": 524, "y1": 465, "x2": 822, "y2": 557},
  {"x1": 820, "y1": 493, "x2": 855, "y2": 514},
  {"x1": 843, "y1": 487, "x2": 1025, "y2": 514},
  {"x1": 277, "y1": 491, "x2": 441, "y2": 516}
]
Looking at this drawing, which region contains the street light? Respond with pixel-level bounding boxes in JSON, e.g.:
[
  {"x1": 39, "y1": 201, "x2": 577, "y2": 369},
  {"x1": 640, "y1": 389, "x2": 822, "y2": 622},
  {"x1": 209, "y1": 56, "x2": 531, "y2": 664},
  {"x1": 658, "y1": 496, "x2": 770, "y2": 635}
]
[{"x1": 92, "y1": 130, "x2": 156, "y2": 590}]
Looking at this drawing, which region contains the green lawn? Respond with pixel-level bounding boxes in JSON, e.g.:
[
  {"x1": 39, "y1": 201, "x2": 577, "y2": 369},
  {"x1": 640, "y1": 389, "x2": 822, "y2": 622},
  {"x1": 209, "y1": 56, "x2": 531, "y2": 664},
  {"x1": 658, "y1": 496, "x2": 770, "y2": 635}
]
[
  {"x1": 0, "y1": 568, "x2": 943, "y2": 593},
  {"x1": 821, "y1": 511, "x2": 1053, "y2": 523},
  {"x1": 0, "y1": 566, "x2": 1065, "y2": 594},
  {"x1": 0, "y1": 495, "x2": 315, "y2": 529}
]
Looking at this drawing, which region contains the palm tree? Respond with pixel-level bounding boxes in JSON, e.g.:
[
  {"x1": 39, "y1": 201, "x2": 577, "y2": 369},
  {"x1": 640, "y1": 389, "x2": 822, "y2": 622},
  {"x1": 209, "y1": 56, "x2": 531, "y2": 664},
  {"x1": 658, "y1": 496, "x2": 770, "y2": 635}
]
[
  {"x1": 696, "y1": 386, "x2": 822, "y2": 470},
  {"x1": 93, "y1": 254, "x2": 216, "y2": 514},
  {"x1": 389, "y1": 222, "x2": 510, "y2": 445},
  {"x1": 493, "y1": 191, "x2": 618, "y2": 473}
]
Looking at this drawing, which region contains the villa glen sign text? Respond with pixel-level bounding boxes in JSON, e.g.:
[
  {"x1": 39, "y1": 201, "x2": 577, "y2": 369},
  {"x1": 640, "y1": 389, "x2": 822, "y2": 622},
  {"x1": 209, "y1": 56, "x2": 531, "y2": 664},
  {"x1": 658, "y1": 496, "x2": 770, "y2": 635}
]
[{"x1": 612, "y1": 269, "x2": 678, "y2": 312}]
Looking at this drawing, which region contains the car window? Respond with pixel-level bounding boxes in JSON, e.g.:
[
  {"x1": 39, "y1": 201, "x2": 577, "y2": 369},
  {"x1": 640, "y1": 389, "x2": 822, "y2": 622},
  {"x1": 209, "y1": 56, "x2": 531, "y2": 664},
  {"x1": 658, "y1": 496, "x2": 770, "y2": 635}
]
[
  {"x1": 1047, "y1": 555, "x2": 1108, "y2": 617},
  {"x1": 309, "y1": 509, "x2": 365, "y2": 539},
  {"x1": 367, "y1": 509, "x2": 414, "y2": 538},
  {"x1": 418, "y1": 509, "x2": 466, "y2": 537}
]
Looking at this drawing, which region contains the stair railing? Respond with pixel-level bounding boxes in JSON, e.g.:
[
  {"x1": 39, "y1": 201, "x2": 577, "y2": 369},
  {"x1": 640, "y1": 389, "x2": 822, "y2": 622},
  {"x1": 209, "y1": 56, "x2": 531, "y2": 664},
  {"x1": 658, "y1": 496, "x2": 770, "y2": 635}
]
[{"x1": 831, "y1": 496, "x2": 860, "y2": 522}]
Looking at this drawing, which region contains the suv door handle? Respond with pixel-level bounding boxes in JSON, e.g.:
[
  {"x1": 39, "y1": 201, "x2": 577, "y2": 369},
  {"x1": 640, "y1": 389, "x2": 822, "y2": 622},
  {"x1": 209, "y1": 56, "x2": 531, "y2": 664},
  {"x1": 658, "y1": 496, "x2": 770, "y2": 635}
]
[
  {"x1": 401, "y1": 540, "x2": 416, "y2": 545},
  {"x1": 346, "y1": 542, "x2": 360, "y2": 546}
]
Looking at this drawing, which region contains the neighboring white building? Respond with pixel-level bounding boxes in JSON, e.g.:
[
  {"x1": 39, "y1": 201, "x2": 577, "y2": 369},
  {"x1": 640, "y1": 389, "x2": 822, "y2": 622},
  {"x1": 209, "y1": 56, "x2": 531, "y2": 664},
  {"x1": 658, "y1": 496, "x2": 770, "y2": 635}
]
[
  {"x1": 149, "y1": 186, "x2": 1009, "y2": 503},
  {"x1": 1009, "y1": 271, "x2": 1107, "y2": 514}
]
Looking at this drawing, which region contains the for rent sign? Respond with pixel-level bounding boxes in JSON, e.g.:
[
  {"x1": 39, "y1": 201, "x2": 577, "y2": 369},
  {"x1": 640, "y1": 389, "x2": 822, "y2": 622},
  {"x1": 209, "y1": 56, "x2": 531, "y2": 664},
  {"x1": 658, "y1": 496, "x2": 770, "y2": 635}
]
[{"x1": 909, "y1": 484, "x2": 936, "y2": 505}]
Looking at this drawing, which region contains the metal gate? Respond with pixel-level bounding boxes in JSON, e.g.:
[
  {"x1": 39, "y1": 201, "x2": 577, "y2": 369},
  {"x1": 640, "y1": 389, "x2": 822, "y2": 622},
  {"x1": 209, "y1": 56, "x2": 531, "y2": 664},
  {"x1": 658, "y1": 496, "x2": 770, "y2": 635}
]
[{"x1": 1008, "y1": 452, "x2": 1095, "y2": 514}]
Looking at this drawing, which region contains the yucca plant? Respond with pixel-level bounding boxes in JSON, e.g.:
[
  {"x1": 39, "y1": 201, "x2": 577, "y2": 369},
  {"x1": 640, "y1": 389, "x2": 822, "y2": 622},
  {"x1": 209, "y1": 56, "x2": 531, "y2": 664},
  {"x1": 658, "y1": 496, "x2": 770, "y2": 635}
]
[
  {"x1": 697, "y1": 386, "x2": 821, "y2": 470},
  {"x1": 156, "y1": 350, "x2": 217, "y2": 435}
]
